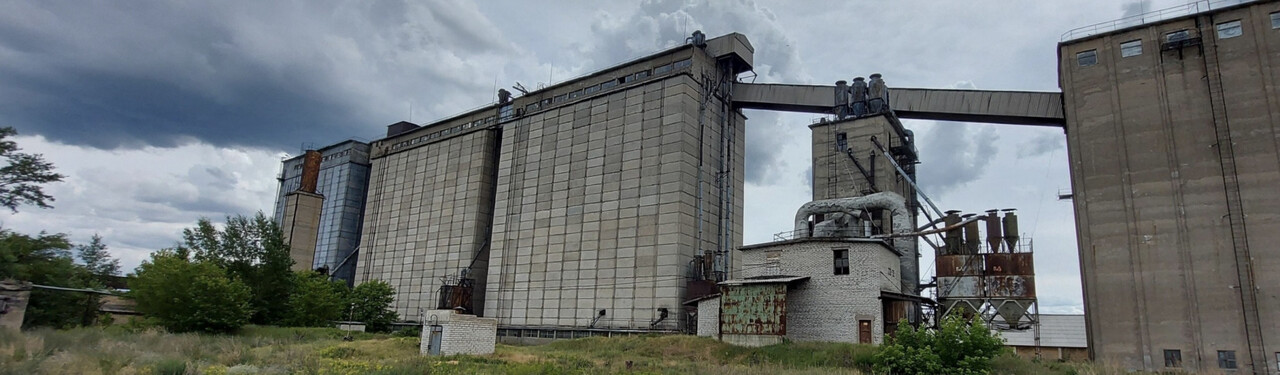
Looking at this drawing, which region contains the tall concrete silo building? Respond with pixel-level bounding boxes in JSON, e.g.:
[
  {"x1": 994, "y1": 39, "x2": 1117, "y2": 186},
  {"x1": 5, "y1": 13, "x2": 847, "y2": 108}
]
[
  {"x1": 1059, "y1": 1, "x2": 1280, "y2": 373},
  {"x1": 355, "y1": 33, "x2": 752, "y2": 333},
  {"x1": 274, "y1": 140, "x2": 373, "y2": 284}
]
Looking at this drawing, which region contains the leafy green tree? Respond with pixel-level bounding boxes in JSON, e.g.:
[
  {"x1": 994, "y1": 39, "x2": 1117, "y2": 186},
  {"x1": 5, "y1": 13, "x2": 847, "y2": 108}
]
[
  {"x1": 76, "y1": 234, "x2": 120, "y2": 283},
  {"x1": 284, "y1": 271, "x2": 348, "y2": 327},
  {"x1": 130, "y1": 250, "x2": 252, "y2": 333},
  {"x1": 179, "y1": 213, "x2": 293, "y2": 324},
  {"x1": 348, "y1": 280, "x2": 398, "y2": 332},
  {"x1": 0, "y1": 229, "x2": 98, "y2": 328},
  {"x1": 874, "y1": 315, "x2": 1006, "y2": 375},
  {"x1": 0, "y1": 127, "x2": 64, "y2": 212}
]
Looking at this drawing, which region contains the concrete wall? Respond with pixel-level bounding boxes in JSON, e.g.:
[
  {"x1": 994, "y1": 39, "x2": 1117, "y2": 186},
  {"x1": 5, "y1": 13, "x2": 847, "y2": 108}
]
[
  {"x1": 356, "y1": 129, "x2": 499, "y2": 319},
  {"x1": 420, "y1": 310, "x2": 497, "y2": 356},
  {"x1": 483, "y1": 55, "x2": 744, "y2": 331},
  {"x1": 1059, "y1": 2, "x2": 1280, "y2": 373},
  {"x1": 737, "y1": 239, "x2": 900, "y2": 344},
  {"x1": 810, "y1": 115, "x2": 914, "y2": 201},
  {"x1": 282, "y1": 192, "x2": 323, "y2": 272},
  {"x1": 696, "y1": 296, "x2": 719, "y2": 337},
  {"x1": 273, "y1": 140, "x2": 371, "y2": 283}
]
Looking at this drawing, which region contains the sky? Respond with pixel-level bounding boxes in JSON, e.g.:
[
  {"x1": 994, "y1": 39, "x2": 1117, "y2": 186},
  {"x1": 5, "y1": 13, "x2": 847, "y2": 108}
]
[{"x1": 0, "y1": 0, "x2": 1184, "y2": 314}]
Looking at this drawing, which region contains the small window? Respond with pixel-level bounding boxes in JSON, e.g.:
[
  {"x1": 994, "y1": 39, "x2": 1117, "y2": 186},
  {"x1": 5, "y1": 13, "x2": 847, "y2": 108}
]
[
  {"x1": 1218, "y1": 350, "x2": 1237, "y2": 369},
  {"x1": 584, "y1": 84, "x2": 601, "y2": 94},
  {"x1": 1272, "y1": 12, "x2": 1280, "y2": 29},
  {"x1": 1217, "y1": 20, "x2": 1242, "y2": 39},
  {"x1": 836, "y1": 133, "x2": 848, "y2": 152},
  {"x1": 553, "y1": 94, "x2": 567, "y2": 103},
  {"x1": 654, "y1": 64, "x2": 673, "y2": 75},
  {"x1": 601, "y1": 80, "x2": 618, "y2": 89},
  {"x1": 1166, "y1": 29, "x2": 1191, "y2": 43},
  {"x1": 1120, "y1": 40, "x2": 1142, "y2": 57},
  {"x1": 1163, "y1": 349, "x2": 1182, "y2": 368},
  {"x1": 673, "y1": 59, "x2": 693, "y2": 69},
  {"x1": 833, "y1": 249, "x2": 850, "y2": 275},
  {"x1": 568, "y1": 90, "x2": 583, "y2": 99},
  {"x1": 1077, "y1": 50, "x2": 1098, "y2": 67},
  {"x1": 635, "y1": 70, "x2": 650, "y2": 80}
]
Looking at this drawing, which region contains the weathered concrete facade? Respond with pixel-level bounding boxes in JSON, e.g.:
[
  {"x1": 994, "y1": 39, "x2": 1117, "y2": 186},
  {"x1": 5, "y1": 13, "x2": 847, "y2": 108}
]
[
  {"x1": 274, "y1": 140, "x2": 372, "y2": 283},
  {"x1": 1059, "y1": 2, "x2": 1280, "y2": 372},
  {"x1": 356, "y1": 34, "x2": 752, "y2": 332}
]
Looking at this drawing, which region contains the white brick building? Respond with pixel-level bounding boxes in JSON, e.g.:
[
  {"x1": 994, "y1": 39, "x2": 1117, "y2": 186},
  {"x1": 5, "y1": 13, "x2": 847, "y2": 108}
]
[
  {"x1": 690, "y1": 238, "x2": 919, "y2": 346},
  {"x1": 421, "y1": 310, "x2": 498, "y2": 356}
]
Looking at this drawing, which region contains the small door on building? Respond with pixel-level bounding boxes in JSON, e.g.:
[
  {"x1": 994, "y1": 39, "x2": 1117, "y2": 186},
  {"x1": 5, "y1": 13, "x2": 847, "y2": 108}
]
[
  {"x1": 427, "y1": 325, "x2": 444, "y2": 355},
  {"x1": 859, "y1": 320, "x2": 872, "y2": 344}
]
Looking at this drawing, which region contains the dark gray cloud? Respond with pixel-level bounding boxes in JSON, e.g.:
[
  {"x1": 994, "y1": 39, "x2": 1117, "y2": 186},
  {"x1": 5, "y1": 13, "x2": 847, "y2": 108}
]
[
  {"x1": 0, "y1": 1, "x2": 511, "y2": 150},
  {"x1": 569, "y1": 0, "x2": 811, "y2": 185}
]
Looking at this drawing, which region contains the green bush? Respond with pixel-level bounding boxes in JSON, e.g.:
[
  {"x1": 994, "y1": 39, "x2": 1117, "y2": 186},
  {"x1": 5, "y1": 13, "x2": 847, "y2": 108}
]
[
  {"x1": 130, "y1": 250, "x2": 252, "y2": 334},
  {"x1": 284, "y1": 271, "x2": 348, "y2": 327},
  {"x1": 874, "y1": 315, "x2": 1006, "y2": 375},
  {"x1": 348, "y1": 280, "x2": 398, "y2": 332}
]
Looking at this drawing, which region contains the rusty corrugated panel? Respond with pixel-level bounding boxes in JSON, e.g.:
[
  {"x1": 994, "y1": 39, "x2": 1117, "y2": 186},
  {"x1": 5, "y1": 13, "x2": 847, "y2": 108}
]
[
  {"x1": 299, "y1": 150, "x2": 322, "y2": 193},
  {"x1": 984, "y1": 253, "x2": 1034, "y2": 275},
  {"x1": 719, "y1": 283, "x2": 787, "y2": 335},
  {"x1": 985, "y1": 275, "x2": 1036, "y2": 298},
  {"x1": 936, "y1": 255, "x2": 984, "y2": 277},
  {"x1": 938, "y1": 276, "x2": 984, "y2": 299}
]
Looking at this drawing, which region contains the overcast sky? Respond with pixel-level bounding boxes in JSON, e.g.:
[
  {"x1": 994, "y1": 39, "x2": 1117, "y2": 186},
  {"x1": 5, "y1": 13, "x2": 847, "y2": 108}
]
[{"x1": 1, "y1": 0, "x2": 1185, "y2": 314}]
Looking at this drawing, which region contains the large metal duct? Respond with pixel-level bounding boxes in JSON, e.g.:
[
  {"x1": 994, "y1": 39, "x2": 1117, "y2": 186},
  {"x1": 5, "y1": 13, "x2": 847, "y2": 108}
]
[{"x1": 793, "y1": 192, "x2": 916, "y2": 292}]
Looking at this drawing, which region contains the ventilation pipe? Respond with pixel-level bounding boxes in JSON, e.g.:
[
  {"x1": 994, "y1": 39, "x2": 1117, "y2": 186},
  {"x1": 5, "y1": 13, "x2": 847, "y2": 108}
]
[{"x1": 793, "y1": 192, "x2": 915, "y2": 292}]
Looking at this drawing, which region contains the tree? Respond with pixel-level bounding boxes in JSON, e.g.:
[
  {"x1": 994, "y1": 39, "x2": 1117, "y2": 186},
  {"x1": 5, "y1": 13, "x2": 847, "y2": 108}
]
[
  {"x1": 130, "y1": 250, "x2": 252, "y2": 333},
  {"x1": 348, "y1": 280, "x2": 399, "y2": 332},
  {"x1": 0, "y1": 229, "x2": 98, "y2": 328},
  {"x1": 874, "y1": 315, "x2": 1006, "y2": 375},
  {"x1": 178, "y1": 212, "x2": 294, "y2": 324},
  {"x1": 76, "y1": 234, "x2": 120, "y2": 283},
  {"x1": 0, "y1": 127, "x2": 64, "y2": 212},
  {"x1": 284, "y1": 272, "x2": 348, "y2": 327}
]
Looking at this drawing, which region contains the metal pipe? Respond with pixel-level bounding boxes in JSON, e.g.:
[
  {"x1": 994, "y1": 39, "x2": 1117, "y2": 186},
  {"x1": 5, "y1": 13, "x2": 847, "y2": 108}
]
[
  {"x1": 793, "y1": 192, "x2": 916, "y2": 292},
  {"x1": 870, "y1": 136, "x2": 943, "y2": 218}
]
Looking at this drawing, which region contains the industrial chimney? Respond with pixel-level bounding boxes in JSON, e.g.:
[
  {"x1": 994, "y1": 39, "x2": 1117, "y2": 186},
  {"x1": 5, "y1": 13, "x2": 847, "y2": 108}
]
[{"x1": 281, "y1": 150, "x2": 326, "y2": 272}]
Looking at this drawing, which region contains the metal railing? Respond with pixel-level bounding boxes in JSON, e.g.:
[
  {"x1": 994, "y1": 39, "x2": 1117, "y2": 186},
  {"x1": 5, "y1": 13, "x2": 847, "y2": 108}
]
[
  {"x1": 772, "y1": 227, "x2": 877, "y2": 242},
  {"x1": 1060, "y1": 0, "x2": 1256, "y2": 42}
]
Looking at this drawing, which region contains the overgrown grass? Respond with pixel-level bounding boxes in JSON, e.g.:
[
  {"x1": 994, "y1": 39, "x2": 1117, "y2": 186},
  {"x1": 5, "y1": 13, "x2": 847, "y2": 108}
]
[{"x1": 0, "y1": 326, "x2": 1184, "y2": 374}]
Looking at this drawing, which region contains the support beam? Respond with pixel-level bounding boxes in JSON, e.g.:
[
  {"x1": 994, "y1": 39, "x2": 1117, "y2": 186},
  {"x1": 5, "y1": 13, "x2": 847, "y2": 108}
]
[{"x1": 732, "y1": 83, "x2": 1065, "y2": 127}]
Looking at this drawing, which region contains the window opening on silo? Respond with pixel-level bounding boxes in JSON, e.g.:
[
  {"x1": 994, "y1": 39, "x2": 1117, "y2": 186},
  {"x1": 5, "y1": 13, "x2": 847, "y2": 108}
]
[
  {"x1": 833, "y1": 249, "x2": 850, "y2": 275},
  {"x1": 1165, "y1": 29, "x2": 1190, "y2": 43},
  {"x1": 601, "y1": 79, "x2": 618, "y2": 90},
  {"x1": 553, "y1": 94, "x2": 568, "y2": 103},
  {"x1": 654, "y1": 63, "x2": 673, "y2": 75},
  {"x1": 584, "y1": 84, "x2": 601, "y2": 94},
  {"x1": 1163, "y1": 349, "x2": 1182, "y2": 367},
  {"x1": 1272, "y1": 12, "x2": 1280, "y2": 29},
  {"x1": 1217, "y1": 350, "x2": 1236, "y2": 369},
  {"x1": 1120, "y1": 40, "x2": 1142, "y2": 57},
  {"x1": 1076, "y1": 50, "x2": 1097, "y2": 67},
  {"x1": 1216, "y1": 20, "x2": 1242, "y2": 39},
  {"x1": 569, "y1": 90, "x2": 583, "y2": 99},
  {"x1": 635, "y1": 70, "x2": 650, "y2": 80},
  {"x1": 836, "y1": 133, "x2": 848, "y2": 152},
  {"x1": 673, "y1": 59, "x2": 693, "y2": 69}
]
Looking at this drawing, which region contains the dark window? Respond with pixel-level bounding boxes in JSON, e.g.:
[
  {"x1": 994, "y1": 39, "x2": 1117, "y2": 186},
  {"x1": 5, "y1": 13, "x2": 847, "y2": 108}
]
[
  {"x1": 1120, "y1": 40, "x2": 1142, "y2": 57},
  {"x1": 654, "y1": 64, "x2": 673, "y2": 75},
  {"x1": 601, "y1": 80, "x2": 618, "y2": 89},
  {"x1": 498, "y1": 104, "x2": 514, "y2": 121},
  {"x1": 1218, "y1": 350, "x2": 1237, "y2": 369},
  {"x1": 1216, "y1": 20, "x2": 1242, "y2": 39},
  {"x1": 525, "y1": 103, "x2": 539, "y2": 113},
  {"x1": 553, "y1": 94, "x2": 568, "y2": 103},
  {"x1": 1076, "y1": 50, "x2": 1097, "y2": 67},
  {"x1": 635, "y1": 70, "x2": 650, "y2": 80},
  {"x1": 673, "y1": 58, "x2": 693, "y2": 69},
  {"x1": 584, "y1": 84, "x2": 601, "y2": 94},
  {"x1": 834, "y1": 249, "x2": 850, "y2": 275},
  {"x1": 622, "y1": 74, "x2": 635, "y2": 83},
  {"x1": 1163, "y1": 349, "x2": 1182, "y2": 367},
  {"x1": 1166, "y1": 29, "x2": 1191, "y2": 43},
  {"x1": 569, "y1": 90, "x2": 583, "y2": 99},
  {"x1": 1272, "y1": 12, "x2": 1280, "y2": 29},
  {"x1": 836, "y1": 133, "x2": 849, "y2": 152}
]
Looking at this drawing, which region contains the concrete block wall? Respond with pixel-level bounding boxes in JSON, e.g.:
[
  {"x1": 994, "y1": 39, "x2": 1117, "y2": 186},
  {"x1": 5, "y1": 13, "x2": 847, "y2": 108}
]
[
  {"x1": 421, "y1": 310, "x2": 497, "y2": 356},
  {"x1": 484, "y1": 69, "x2": 744, "y2": 331},
  {"x1": 738, "y1": 239, "x2": 900, "y2": 344},
  {"x1": 696, "y1": 296, "x2": 720, "y2": 337},
  {"x1": 1058, "y1": 2, "x2": 1280, "y2": 372},
  {"x1": 356, "y1": 129, "x2": 499, "y2": 320}
]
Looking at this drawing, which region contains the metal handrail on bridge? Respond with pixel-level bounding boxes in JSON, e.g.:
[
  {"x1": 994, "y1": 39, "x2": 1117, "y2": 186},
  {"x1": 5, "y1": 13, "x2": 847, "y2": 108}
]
[{"x1": 1060, "y1": 0, "x2": 1256, "y2": 42}]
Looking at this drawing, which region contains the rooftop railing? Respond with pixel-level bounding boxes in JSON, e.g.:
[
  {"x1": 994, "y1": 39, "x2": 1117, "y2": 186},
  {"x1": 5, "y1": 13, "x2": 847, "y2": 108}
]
[{"x1": 1061, "y1": 0, "x2": 1256, "y2": 42}]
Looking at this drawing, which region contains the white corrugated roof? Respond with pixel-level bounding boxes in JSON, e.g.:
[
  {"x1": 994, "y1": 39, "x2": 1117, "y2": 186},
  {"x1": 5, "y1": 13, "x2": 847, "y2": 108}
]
[{"x1": 994, "y1": 314, "x2": 1087, "y2": 348}]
